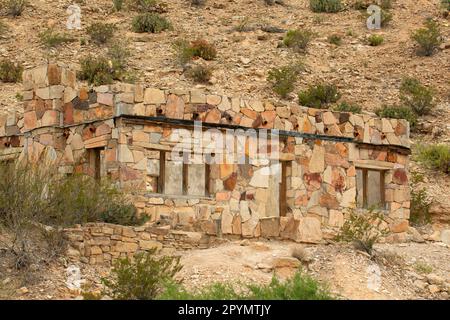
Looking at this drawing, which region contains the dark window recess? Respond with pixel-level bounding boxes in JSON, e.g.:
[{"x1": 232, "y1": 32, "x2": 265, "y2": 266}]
[
  {"x1": 279, "y1": 161, "x2": 290, "y2": 217},
  {"x1": 356, "y1": 168, "x2": 386, "y2": 209},
  {"x1": 88, "y1": 148, "x2": 102, "y2": 180}
]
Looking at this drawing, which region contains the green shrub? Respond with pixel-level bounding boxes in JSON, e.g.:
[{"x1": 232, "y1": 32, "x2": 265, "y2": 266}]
[
  {"x1": 102, "y1": 249, "x2": 182, "y2": 300},
  {"x1": 414, "y1": 144, "x2": 450, "y2": 174},
  {"x1": 298, "y1": 83, "x2": 341, "y2": 108},
  {"x1": 39, "y1": 29, "x2": 75, "y2": 48},
  {"x1": 367, "y1": 34, "x2": 384, "y2": 46},
  {"x1": 375, "y1": 105, "x2": 417, "y2": 128},
  {"x1": 267, "y1": 63, "x2": 303, "y2": 98},
  {"x1": 0, "y1": 59, "x2": 23, "y2": 83},
  {"x1": 327, "y1": 34, "x2": 342, "y2": 46},
  {"x1": 333, "y1": 102, "x2": 362, "y2": 113},
  {"x1": 173, "y1": 39, "x2": 217, "y2": 64},
  {"x1": 112, "y1": 0, "x2": 124, "y2": 11},
  {"x1": 87, "y1": 23, "x2": 117, "y2": 45},
  {"x1": 354, "y1": 0, "x2": 394, "y2": 10},
  {"x1": 442, "y1": 0, "x2": 450, "y2": 11},
  {"x1": 414, "y1": 261, "x2": 433, "y2": 274},
  {"x1": 159, "y1": 271, "x2": 333, "y2": 300},
  {"x1": 336, "y1": 208, "x2": 389, "y2": 255},
  {"x1": 186, "y1": 65, "x2": 212, "y2": 83},
  {"x1": 131, "y1": 13, "x2": 171, "y2": 33},
  {"x1": 191, "y1": 0, "x2": 206, "y2": 6},
  {"x1": 79, "y1": 43, "x2": 130, "y2": 85},
  {"x1": 2, "y1": 0, "x2": 27, "y2": 17},
  {"x1": 309, "y1": 0, "x2": 342, "y2": 13},
  {"x1": 283, "y1": 29, "x2": 315, "y2": 52},
  {"x1": 128, "y1": 0, "x2": 167, "y2": 12},
  {"x1": 78, "y1": 56, "x2": 115, "y2": 85},
  {"x1": 409, "y1": 172, "x2": 432, "y2": 226},
  {"x1": 400, "y1": 77, "x2": 434, "y2": 116},
  {"x1": 411, "y1": 19, "x2": 442, "y2": 56}
]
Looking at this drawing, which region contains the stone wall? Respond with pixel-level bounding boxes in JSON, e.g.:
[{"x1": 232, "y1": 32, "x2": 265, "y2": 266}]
[
  {"x1": 65, "y1": 222, "x2": 209, "y2": 265},
  {"x1": 0, "y1": 64, "x2": 413, "y2": 256}
]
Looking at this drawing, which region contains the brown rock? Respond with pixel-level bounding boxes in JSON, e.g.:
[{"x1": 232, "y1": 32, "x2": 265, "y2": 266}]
[
  {"x1": 232, "y1": 215, "x2": 242, "y2": 235},
  {"x1": 205, "y1": 109, "x2": 221, "y2": 123},
  {"x1": 319, "y1": 193, "x2": 339, "y2": 209},
  {"x1": 393, "y1": 168, "x2": 408, "y2": 185},
  {"x1": 223, "y1": 172, "x2": 237, "y2": 191},
  {"x1": 260, "y1": 217, "x2": 280, "y2": 237},
  {"x1": 165, "y1": 94, "x2": 185, "y2": 119}
]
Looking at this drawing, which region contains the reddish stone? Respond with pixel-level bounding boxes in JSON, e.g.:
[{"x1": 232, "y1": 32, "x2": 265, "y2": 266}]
[
  {"x1": 35, "y1": 98, "x2": 49, "y2": 119},
  {"x1": 347, "y1": 166, "x2": 356, "y2": 177},
  {"x1": 395, "y1": 122, "x2": 406, "y2": 135},
  {"x1": 335, "y1": 143, "x2": 348, "y2": 157},
  {"x1": 63, "y1": 102, "x2": 74, "y2": 125},
  {"x1": 223, "y1": 172, "x2": 237, "y2": 191},
  {"x1": 120, "y1": 166, "x2": 141, "y2": 181},
  {"x1": 390, "y1": 220, "x2": 408, "y2": 233},
  {"x1": 261, "y1": 110, "x2": 276, "y2": 123},
  {"x1": 79, "y1": 87, "x2": 89, "y2": 101},
  {"x1": 23, "y1": 111, "x2": 37, "y2": 130},
  {"x1": 303, "y1": 173, "x2": 322, "y2": 189},
  {"x1": 216, "y1": 191, "x2": 231, "y2": 201},
  {"x1": 387, "y1": 152, "x2": 397, "y2": 163},
  {"x1": 205, "y1": 109, "x2": 221, "y2": 123},
  {"x1": 241, "y1": 108, "x2": 258, "y2": 120},
  {"x1": 319, "y1": 193, "x2": 339, "y2": 209},
  {"x1": 165, "y1": 94, "x2": 185, "y2": 119},
  {"x1": 47, "y1": 64, "x2": 61, "y2": 85},
  {"x1": 95, "y1": 123, "x2": 112, "y2": 136},
  {"x1": 393, "y1": 168, "x2": 408, "y2": 185},
  {"x1": 82, "y1": 126, "x2": 95, "y2": 140},
  {"x1": 325, "y1": 153, "x2": 349, "y2": 168},
  {"x1": 332, "y1": 169, "x2": 346, "y2": 193}
]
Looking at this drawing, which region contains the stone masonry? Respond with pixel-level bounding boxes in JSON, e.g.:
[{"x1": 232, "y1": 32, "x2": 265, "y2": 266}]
[{"x1": 0, "y1": 64, "x2": 412, "y2": 263}]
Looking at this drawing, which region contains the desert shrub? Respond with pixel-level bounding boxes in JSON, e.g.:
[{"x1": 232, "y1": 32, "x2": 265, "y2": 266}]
[
  {"x1": 191, "y1": 0, "x2": 206, "y2": 6},
  {"x1": 0, "y1": 162, "x2": 144, "y2": 270},
  {"x1": 78, "y1": 56, "x2": 115, "y2": 85},
  {"x1": 414, "y1": 144, "x2": 450, "y2": 174},
  {"x1": 333, "y1": 102, "x2": 362, "y2": 113},
  {"x1": 375, "y1": 105, "x2": 417, "y2": 128},
  {"x1": 79, "y1": 43, "x2": 130, "y2": 85},
  {"x1": 267, "y1": 63, "x2": 304, "y2": 98},
  {"x1": 354, "y1": 0, "x2": 393, "y2": 10},
  {"x1": 309, "y1": 0, "x2": 342, "y2": 13},
  {"x1": 327, "y1": 34, "x2": 342, "y2": 46},
  {"x1": 39, "y1": 29, "x2": 75, "y2": 48},
  {"x1": 409, "y1": 172, "x2": 432, "y2": 226},
  {"x1": 298, "y1": 83, "x2": 341, "y2": 108},
  {"x1": 233, "y1": 17, "x2": 253, "y2": 32},
  {"x1": 336, "y1": 208, "x2": 389, "y2": 255},
  {"x1": 399, "y1": 77, "x2": 434, "y2": 116},
  {"x1": 112, "y1": 0, "x2": 124, "y2": 11},
  {"x1": 87, "y1": 23, "x2": 117, "y2": 45},
  {"x1": 0, "y1": 20, "x2": 7, "y2": 33},
  {"x1": 283, "y1": 29, "x2": 315, "y2": 52},
  {"x1": 0, "y1": 59, "x2": 22, "y2": 83},
  {"x1": 159, "y1": 271, "x2": 333, "y2": 300},
  {"x1": 411, "y1": 19, "x2": 442, "y2": 56},
  {"x1": 173, "y1": 39, "x2": 217, "y2": 64},
  {"x1": 367, "y1": 34, "x2": 384, "y2": 46},
  {"x1": 186, "y1": 65, "x2": 212, "y2": 83},
  {"x1": 131, "y1": 13, "x2": 171, "y2": 33},
  {"x1": 442, "y1": 0, "x2": 450, "y2": 11},
  {"x1": 379, "y1": 0, "x2": 394, "y2": 9},
  {"x1": 2, "y1": 0, "x2": 27, "y2": 17},
  {"x1": 414, "y1": 261, "x2": 433, "y2": 274},
  {"x1": 102, "y1": 249, "x2": 182, "y2": 300}
]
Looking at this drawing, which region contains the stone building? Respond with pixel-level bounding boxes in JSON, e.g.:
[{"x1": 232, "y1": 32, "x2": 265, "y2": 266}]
[{"x1": 0, "y1": 64, "x2": 412, "y2": 247}]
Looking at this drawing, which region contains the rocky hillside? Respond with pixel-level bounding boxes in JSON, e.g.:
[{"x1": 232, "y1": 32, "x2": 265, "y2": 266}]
[{"x1": 0, "y1": 0, "x2": 449, "y2": 223}]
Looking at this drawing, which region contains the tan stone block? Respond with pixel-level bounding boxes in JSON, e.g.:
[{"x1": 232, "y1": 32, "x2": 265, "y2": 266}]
[
  {"x1": 114, "y1": 242, "x2": 138, "y2": 253},
  {"x1": 144, "y1": 88, "x2": 165, "y2": 104},
  {"x1": 139, "y1": 240, "x2": 162, "y2": 250},
  {"x1": 296, "y1": 217, "x2": 322, "y2": 243}
]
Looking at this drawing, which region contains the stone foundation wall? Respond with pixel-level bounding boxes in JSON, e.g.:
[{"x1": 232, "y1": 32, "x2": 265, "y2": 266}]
[{"x1": 65, "y1": 223, "x2": 209, "y2": 265}]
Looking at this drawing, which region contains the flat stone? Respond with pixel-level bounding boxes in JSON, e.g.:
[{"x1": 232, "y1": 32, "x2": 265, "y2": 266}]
[
  {"x1": 249, "y1": 167, "x2": 270, "y2": 188},
  {"x1": 440, "y1": 229, "x2": 450, "y2": 245},
  {"x1": 144, "y1": 88, "x2": 165, "y2": 104},
  {"x1": 309, "y1": 145, "x2": 325, "y2": 173},
  {"x1": 296, "y1": 217, "x2": 322, "y2": 244},
  {"x1": 341, "y1": 187, "x2": 356, "y2": 208},
  {"x1": 260, "y1": 217, "x2": 279, "y2": 237},
  {"x1": 165, "y1": 94, "x2": 185, "y2": 119},
  {"x1": 139, "y1": 240, "x2": 162, "y2": 250},
  {"x1": 205, "y1": 109, "x2": 221, "y2": 123}
]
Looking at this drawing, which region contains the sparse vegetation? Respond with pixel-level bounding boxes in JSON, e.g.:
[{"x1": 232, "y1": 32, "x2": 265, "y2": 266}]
[
  {"x1": 375, "y1": 105, "x2": 417, "y2": 129},
  {"x1": 112, "y1": 0, "x2": 124, "y2": 11},
  {"x1": 309, "y1": 0, "x2": 342, "y2": 13},
  {"x1": 79, "y1": 43, "x2": 131, "y2": 85},
  {"x1": 400, "y1": 77, "x2": 435, "y2": 116},
  {"x1": 414, "y1": 144, "x2": 450, "y2": 174},
  {"x1": 2, "y1": 0, "x2": 27, "y2": 17},
  {"x1": 327, "y1": 34, "x2": 342, "y2": 46},
  {"x1": 102, "y1": 249, "x2": 182, "y2": 300},
  {"x1": 409, "y1": 172, "x2": 432, "y2": 226},
  {"x1": 87, "y1": 23, "x2": 117, "y2": 45},
  {"x1": 39, "y1": 29, "x2": 75, "y2": 49},
  {"x1": 131, "y1": 13, "x2": 171, "y2": 33},
  {"x1": 191, "y1": 0, "x2": 206, "y2": 6},
  {"x1": 298, "y1": 83, "x2": 341, "y2": 108},
  {"x1": 159, "y1": 271, "x2": 333, "y2": 300},
  {"x1": 414, "y1": 261, "x2": 433, "y2": 274},
  {"x1": 283, "y1": 29, "x2": 315, "y2": 52},
  {"x1": 336, "y1": 208, "x2": 389, "y2": 255},
  {"x1": 267, "y1": 63, "x2": 304, "y2": 98},
  {"x1": 411, "y1": 19, "x2": 442, "y2": 56},
  {"x1": 367, "y1": 34, "x2": 384, "y2": 46},
  {"x1": 186, "y1": 65, "x2": 212, "y2": 83},
  {"x1": 128, "y1": 0, "x2": 166, "y2": 12},
  {"x1": 173, "y1": 39, "x2": 217, "y2": 64},
  {"x1": 333, "y1": 102, "x2": 362, "y2": 113},
  {"x1": 0, "y1": 59, "x2": 23, "y2": 83}
]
